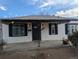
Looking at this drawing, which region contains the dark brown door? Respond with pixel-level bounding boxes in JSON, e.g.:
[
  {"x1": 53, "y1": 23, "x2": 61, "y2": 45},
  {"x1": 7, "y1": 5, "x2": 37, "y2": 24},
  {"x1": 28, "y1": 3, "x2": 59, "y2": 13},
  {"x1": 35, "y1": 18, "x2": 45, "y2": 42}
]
[{"x1": 32, "y1": 21, "x2": 41, "y2": 41}]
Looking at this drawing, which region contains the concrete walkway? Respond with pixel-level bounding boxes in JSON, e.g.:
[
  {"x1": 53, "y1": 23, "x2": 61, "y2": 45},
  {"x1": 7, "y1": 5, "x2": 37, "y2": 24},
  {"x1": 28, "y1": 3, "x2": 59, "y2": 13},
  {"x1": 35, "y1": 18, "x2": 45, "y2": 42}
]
[{"x1": 4, "y1": 40, "x2": 66, "y2": 52}]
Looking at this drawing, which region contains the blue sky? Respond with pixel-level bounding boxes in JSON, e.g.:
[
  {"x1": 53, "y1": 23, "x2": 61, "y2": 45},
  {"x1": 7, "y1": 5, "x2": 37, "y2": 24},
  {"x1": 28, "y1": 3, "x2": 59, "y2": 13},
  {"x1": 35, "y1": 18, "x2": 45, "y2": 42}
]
[{"x1": 0, "y1": 0, "x2": 78, "y2": 18}]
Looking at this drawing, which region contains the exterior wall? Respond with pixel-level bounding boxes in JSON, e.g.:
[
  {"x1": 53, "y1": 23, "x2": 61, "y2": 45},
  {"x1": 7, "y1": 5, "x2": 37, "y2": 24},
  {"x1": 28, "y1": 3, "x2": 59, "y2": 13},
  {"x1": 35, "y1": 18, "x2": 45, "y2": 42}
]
[
  {"x1": 2, "y1": 20, "x2": 78, "y2": 43},
  {"x1": 2, "y1": 23, "x2": 32, "y2": 43},
  {"x1": 41, "y1": 22, "x2": 68, "y2": 41},
  {"x1": 41, "y1": 21, "x2": 78, "y2": 41},
  {"x1": 0, "y1": 22, "x2": 3, "y2": 41}
]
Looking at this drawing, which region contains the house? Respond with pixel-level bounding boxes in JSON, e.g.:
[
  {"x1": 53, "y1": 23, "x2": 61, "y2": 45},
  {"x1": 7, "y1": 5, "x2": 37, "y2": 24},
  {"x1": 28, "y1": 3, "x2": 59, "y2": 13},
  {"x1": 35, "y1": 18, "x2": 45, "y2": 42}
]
[{"x1": 0, "y1": 15, "x2": 78, "y2": 43}]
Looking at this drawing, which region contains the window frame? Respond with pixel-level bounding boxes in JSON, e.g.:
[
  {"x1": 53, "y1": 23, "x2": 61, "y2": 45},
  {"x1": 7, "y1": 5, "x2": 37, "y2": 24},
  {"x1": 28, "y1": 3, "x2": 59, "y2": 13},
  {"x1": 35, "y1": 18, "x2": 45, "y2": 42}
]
[
  {"x1": 49, "y1": 23, "x2": 58, "y2": 35},
  {"x1": 9, "y1": 23, "x2": 27, "y2": 37},
  {"x1": 65, "y1": 23, "x2": 78, "y2": 35}
]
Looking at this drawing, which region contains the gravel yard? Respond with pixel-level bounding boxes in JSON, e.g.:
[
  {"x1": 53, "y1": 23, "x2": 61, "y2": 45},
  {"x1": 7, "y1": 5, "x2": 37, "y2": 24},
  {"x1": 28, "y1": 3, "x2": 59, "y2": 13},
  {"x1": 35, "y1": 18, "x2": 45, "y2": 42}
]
[{"x1": 0, "y1": 47, "x2": 78, "y2": 59}]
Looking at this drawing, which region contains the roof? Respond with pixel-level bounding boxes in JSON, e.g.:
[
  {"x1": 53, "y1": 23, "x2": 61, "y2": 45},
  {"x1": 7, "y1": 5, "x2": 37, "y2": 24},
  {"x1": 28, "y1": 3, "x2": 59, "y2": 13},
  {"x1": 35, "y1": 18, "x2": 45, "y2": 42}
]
[{"x1": 0, "y1": 15, "x2": 78, "y2": 21}]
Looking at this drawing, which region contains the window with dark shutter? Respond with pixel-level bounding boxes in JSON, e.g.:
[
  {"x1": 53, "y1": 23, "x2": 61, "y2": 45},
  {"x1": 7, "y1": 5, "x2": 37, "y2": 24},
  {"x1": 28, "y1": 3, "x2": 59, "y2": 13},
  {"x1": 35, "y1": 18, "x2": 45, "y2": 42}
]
[
  {"x1": 55, "y1": 24, "x2": 58, "y2": 34},
  {"x1": 9, "y1": 24, "x2": 27, "y2": 37},
  {"x1": 65, "y1": 24, "x2": 68, "y2": 34},
  {"x1": 9, "y1": 24, "x2": 12, "y2": 36},
  {"x1": 24, "y1": 24, "x2": 27, "y2": 36},
  {"x1": 65, "y1": 24, "x2": 78, "y2": 35},
  {"x1": 49, "y1": 23, "x2": 58, "y2": 35},
  {"x1": 49, "y1": 23, "x2": 51, "y2": 35}
]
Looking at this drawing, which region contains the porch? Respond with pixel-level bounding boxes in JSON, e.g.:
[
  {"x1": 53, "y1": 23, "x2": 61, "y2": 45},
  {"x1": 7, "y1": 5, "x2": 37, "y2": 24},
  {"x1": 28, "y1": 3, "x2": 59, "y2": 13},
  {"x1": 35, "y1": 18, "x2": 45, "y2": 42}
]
[
  {"x1": 2, "y1": 21, "x2": 68, "y2": 43},
  {"x1": 4, "y1": 40, "x2": 64, "y2": 52}
]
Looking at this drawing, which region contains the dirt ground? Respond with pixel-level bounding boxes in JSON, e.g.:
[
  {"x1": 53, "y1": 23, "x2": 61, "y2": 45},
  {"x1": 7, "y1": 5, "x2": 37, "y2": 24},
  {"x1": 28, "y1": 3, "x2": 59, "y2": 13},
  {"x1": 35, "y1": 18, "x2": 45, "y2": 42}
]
[{"x1": 0, "y1": 47, "x2": 78, "y2": 59}]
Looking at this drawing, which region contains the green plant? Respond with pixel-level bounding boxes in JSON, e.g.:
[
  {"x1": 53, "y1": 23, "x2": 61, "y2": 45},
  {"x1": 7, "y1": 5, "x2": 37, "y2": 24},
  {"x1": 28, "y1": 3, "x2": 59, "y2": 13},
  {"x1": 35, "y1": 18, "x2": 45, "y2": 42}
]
[{"x1": 68, "y1": 31, "x2": 78, "y2": 47}]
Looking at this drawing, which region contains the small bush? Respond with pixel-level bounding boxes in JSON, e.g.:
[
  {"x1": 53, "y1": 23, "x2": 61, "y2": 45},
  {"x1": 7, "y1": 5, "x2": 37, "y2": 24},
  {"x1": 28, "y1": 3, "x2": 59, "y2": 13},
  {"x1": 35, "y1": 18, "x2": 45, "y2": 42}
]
[{"x1": 68, "y1": 31, "x2": 78, "y2": 47}]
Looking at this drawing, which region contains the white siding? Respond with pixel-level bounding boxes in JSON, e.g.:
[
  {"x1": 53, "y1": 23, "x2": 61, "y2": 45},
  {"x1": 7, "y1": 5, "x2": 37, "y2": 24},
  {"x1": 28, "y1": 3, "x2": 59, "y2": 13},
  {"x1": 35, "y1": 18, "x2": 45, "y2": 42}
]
[
  {"x1": 0, "y1": 22, "x2": 3, "y2": 41},
  {"x1": 2, "y1": 21, "x2": 78, "y2": 43},
  {"x1": 2, "y1": 23, "x2": 32, "y2": 43},
  {"x1": 41, "y1": 22, "x2": 68, "y2": 41},
  {"x1": 41, "y1": 21, "x2": 78, "y2": 41}
]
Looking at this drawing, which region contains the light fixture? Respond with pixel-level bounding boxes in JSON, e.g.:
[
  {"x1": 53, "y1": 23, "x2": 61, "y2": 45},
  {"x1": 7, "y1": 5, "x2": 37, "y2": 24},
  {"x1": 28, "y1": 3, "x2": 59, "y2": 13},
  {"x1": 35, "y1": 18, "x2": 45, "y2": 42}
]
[
  {"x1": 11, "y1": 21, "x2": 15, "y2": 24},
  {"x1": 41, "y1": 23, "x2": 45, "y2": 30}
]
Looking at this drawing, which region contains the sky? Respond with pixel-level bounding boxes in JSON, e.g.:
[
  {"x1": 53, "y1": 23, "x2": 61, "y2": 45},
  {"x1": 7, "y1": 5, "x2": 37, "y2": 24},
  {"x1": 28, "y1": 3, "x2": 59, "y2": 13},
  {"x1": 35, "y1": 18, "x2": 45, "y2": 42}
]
[{"x1": 0, "y1": 0, "x2": 78, "y2": 18}]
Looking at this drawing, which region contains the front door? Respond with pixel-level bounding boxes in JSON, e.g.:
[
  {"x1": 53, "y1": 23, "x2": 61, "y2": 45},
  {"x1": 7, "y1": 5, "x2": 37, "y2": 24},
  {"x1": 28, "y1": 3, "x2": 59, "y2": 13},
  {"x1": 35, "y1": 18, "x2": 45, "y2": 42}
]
[{"x1": 32, "y1": 21, "x2": 41, "y2": 41}]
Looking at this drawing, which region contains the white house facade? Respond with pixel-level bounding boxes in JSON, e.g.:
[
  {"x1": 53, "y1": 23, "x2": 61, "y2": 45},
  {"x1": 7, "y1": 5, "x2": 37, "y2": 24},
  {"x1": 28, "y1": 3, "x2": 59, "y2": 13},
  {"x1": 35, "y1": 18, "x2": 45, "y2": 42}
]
[{"x1": 0, "y1": 16, "x2": 78, "y2": 43}]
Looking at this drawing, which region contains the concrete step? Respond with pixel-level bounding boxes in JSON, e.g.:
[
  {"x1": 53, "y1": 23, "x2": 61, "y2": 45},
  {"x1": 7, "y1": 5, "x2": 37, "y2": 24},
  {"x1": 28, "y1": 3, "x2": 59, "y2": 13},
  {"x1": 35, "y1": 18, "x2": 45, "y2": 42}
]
[{"x1": 3, "y1": 40, "x2": 71, "y2": 52}]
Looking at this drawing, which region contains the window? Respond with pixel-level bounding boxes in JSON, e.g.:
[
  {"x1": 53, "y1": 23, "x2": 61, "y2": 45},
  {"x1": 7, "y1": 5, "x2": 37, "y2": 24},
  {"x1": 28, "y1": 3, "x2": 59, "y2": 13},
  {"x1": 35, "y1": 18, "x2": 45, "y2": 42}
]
[
  {"x1": 49, "y1": 23, "x2": 58, "y2": 35},
  {"x1": 9, "y1": 24, "x2": 27, "y2": 37},
  {"x1": 65, "y1": 24, "x2": 78, "y2": 35},
  {"x1": 51, "y1": 25, "x2": 55, "y2": 34}
]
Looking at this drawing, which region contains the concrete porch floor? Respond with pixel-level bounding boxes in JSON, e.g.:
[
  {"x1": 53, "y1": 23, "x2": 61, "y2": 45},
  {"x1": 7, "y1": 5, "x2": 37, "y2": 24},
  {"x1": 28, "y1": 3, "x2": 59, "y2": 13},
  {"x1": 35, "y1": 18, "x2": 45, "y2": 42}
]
[{"x1": 4, "y1": 40, "x2": 67, "y2": 52}]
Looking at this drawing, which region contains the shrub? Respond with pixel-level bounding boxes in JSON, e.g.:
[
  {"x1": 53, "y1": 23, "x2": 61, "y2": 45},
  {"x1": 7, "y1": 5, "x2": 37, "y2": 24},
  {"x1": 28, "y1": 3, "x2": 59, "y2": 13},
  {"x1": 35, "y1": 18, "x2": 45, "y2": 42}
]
[{"x1": 68, "y1": 31, "x2": 78, "y2": 47}]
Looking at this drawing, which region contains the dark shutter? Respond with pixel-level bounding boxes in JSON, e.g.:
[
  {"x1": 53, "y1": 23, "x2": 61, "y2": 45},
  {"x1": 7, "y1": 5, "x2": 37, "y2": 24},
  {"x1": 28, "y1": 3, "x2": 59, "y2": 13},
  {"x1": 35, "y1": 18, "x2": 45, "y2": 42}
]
[
  {"x1": 65, "y1": 24, "x2": 68, "y2": 34},
  {"x1": 9, "y1": 24, "x2": 12, "y2": 36},
  {"x1": 49, "y1": 23, "x2": 51, "y2": 35},
  {"x1": 24, "y1": 24, "x2": 27, "y2": 36},
  {"x1": 55, "y1": 24, "x2": 58, "y2": 34}
]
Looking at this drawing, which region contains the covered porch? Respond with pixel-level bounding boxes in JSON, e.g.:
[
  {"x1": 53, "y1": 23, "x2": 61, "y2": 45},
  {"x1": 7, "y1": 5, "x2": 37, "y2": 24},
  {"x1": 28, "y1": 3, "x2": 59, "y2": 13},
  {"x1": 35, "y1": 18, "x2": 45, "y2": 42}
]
[
  {"x1": 1, "y1": 19, "x2": 69, "y2": 43},
  {"x1": 4, "y1": 40, "x2": 63, "y2": 51}
]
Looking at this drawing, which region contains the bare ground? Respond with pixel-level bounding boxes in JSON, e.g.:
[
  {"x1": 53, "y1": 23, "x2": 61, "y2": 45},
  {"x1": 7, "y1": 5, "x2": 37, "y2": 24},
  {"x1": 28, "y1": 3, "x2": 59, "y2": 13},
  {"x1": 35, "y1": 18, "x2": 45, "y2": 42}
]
[{"x1": 0, "y1": 47, "x2": 78, "y2": 59}]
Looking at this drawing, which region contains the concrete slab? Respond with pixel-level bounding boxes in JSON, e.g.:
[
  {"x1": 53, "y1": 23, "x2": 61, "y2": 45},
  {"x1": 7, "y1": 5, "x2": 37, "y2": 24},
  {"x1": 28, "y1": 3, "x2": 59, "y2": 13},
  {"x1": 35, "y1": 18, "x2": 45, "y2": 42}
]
[{"x1": 4, "y1": 40, "x2": 64, "y2": 52}]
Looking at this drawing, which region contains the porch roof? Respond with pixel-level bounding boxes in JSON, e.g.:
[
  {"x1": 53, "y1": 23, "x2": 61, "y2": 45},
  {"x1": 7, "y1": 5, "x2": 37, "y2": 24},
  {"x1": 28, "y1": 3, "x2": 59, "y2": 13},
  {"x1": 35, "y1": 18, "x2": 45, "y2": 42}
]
[{"x1": 0, "y1": 15, "x2": 78, "y2": 21}]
